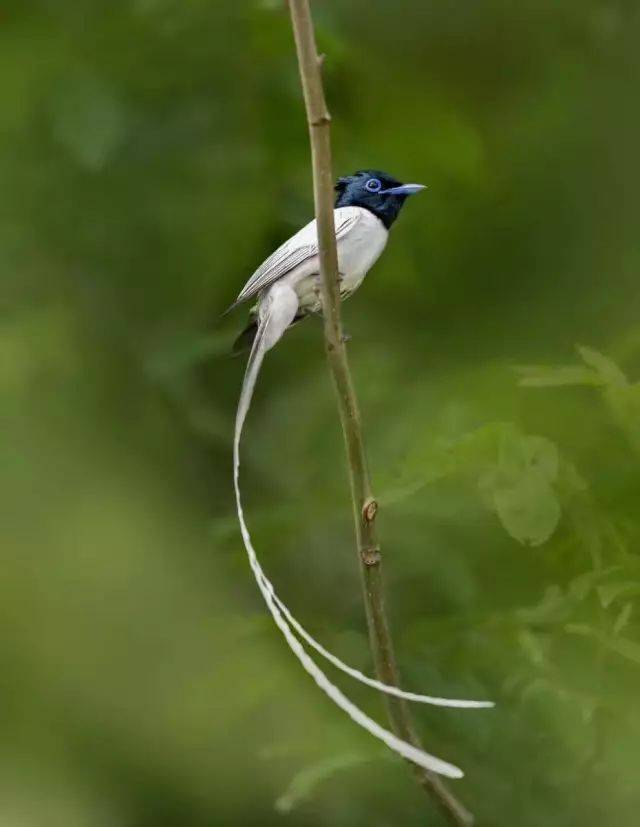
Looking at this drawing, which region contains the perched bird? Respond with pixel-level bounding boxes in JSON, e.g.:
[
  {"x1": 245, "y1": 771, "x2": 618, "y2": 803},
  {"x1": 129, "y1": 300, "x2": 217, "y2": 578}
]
[
  {"x1": 227, "y1": 169, "x2": 426, "y2": 354},
  {"x1": 229, "y1": 170, "x2": 493, "y2": 779}
]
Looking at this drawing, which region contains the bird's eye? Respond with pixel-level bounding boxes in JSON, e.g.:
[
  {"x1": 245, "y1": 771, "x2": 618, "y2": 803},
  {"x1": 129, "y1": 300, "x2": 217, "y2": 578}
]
[{"x1": 365, "y1": 178, "x2": 382, "y2": 193}]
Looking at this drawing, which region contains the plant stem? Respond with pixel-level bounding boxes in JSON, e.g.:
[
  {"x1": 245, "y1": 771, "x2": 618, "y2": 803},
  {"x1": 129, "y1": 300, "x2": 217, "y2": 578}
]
[{"x1": 287, "y1": 2, "x2": 474, "y2": 824}]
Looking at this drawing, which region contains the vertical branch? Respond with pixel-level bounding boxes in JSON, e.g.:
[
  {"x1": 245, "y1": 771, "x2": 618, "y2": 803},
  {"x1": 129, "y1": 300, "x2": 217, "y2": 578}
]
[{"x1": 287, "y1": 2, "x2": 474, "y2": 825}]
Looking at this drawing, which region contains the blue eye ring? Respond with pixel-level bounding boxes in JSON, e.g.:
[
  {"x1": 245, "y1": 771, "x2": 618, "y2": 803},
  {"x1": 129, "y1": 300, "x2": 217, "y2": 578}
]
[{"x1": 365, "y1": 178, "x2": 382, "y2": 193}]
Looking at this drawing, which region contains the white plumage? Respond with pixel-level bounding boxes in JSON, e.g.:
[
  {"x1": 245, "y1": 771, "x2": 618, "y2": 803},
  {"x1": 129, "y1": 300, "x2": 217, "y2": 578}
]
[
  {"x1": 232, "y1": 206, "x2": 388, "y2": 341},
  {"x1": 231, "y1": 198, "x2": 492, "y2": 780}
]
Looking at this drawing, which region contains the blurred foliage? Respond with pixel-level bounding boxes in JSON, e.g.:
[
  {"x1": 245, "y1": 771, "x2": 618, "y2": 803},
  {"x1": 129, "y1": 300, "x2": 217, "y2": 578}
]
[{"x1": 2, "y1": 1, "x2": 640, "y2": 825}]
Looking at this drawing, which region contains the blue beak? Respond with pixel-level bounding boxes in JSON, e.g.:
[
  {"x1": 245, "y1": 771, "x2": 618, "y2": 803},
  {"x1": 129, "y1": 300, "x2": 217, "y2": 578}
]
[{"x1": 379, "y1": 183, "x2": 426, "y2": 196}]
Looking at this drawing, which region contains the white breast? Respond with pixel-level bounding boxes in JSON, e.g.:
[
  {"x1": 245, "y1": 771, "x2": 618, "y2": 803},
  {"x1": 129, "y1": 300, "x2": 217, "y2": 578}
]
[
  {"x1": 283, "y1": 207, "x2": 388, "y2": 313},
  {"x1": 337, "y1": 207, "x2": 388, "y2": 292}
]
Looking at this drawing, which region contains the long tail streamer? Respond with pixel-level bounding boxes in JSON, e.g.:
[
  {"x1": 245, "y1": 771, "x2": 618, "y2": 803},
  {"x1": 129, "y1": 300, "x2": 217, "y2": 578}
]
[{"x1": 233, "y1": 300, "x2": 492, "y2": 778}]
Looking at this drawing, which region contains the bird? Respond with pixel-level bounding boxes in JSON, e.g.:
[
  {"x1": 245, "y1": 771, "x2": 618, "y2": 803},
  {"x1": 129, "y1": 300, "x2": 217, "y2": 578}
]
[
  {"x1": 228, "y1": 170, "x2": 493, "y2": 779},
  {"x1": 226, "y1": 169, "x2": 426, "y2": 355}
]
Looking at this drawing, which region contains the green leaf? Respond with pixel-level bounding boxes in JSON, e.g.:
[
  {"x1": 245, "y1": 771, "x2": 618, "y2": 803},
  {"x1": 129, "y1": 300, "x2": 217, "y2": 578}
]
[
  {"x1": 576, "y1": 346, "x2": 628, "y2": 386},
  {"x1": 491, "y1": 472, "x2": 561, "y2": 546},
  {"x1": 451, "y1": 422, "x2": 516, "y2": 471},
  {"x1": 275, "y1": 753, "x2": 369, "y2": 813},
  {"x1": 568, "y1": 567, "x2": 620, "y2": 601},
  {"x1": 516, "y1": 364, "x2": 602, "y2": 388},
  {"x1": 497, "y1": 428, "x2": 530, "y2": 478},
  {"x1": 607, "y1": 635, "x2": 640, "y2": 665},
  {"x1": 604, "y1": 382, "x2": 640, "y2": 450},
  {"x1": 522, "y1": 436, "x2": 559, "y2": 483},
  {"x1": 495, "y1": 431, "x2": 558, "y2": 483},
  {"x1": 597, "y1": 581, "x2": 640, "y2": 609},
  {"x1": 516, "y1": 628, "x2": 548, "y2": 665},
  {"x1": 478, "y1": 430, "x2": 562, "y2": 545},
  {"x1": 613, "y1": 603, "x2": 633, "y2": 637},
  {"x1": 390, "y1": 423, "x2": 563, "y2": 545},
  {"x1": 517, "y1": 585, "x2": 573, "y2": 625},
  {"x1": 378, "y1": 446, "x2": 454, "y2": 506},
  {"x1": 556, "y1": 459, "x2": 589, "y2": 495},
  {"x1": 566, "y1": 625, "x2": 640, "y2": 666}
]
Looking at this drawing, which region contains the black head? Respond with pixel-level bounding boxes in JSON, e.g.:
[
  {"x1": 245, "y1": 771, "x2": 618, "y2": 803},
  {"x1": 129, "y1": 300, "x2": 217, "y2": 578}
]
[{"x1": 334, "y1": 169, "x2": 425, "y2": 229}]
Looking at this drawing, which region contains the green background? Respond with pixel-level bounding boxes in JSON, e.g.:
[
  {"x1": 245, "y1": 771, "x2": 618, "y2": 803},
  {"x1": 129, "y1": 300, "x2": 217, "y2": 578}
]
[{"x1": 3, "y1": 1, "x2": 640, "y2": 824}]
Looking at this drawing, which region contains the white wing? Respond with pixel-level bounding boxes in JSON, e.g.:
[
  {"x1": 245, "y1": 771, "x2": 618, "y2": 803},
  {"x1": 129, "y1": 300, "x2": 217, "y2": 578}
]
[{"x1": 226, "y1": 207, "x2": 362, "y2": 313}]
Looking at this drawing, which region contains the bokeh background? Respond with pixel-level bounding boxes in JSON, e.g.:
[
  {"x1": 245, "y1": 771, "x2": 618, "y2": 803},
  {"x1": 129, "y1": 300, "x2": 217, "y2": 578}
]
[{"x1": 3, "y1": 1, "x2": 640, "y2": 825}]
